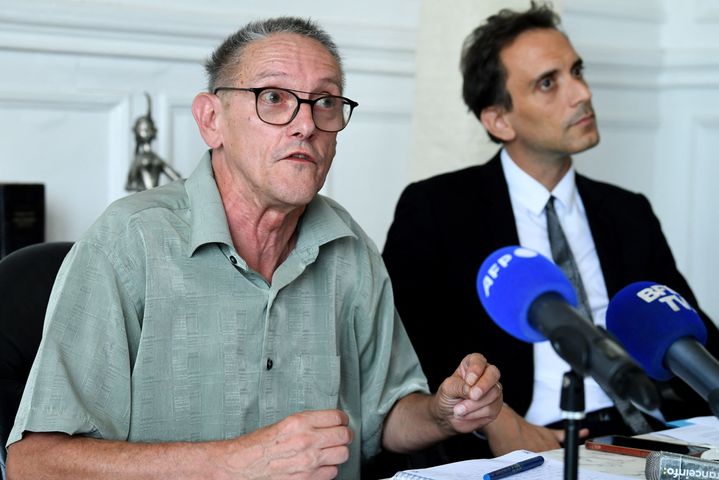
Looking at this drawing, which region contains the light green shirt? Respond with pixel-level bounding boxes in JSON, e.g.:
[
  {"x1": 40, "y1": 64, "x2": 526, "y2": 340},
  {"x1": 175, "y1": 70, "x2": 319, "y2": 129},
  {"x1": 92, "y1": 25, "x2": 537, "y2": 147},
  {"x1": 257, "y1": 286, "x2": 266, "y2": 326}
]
[{"x1": 9, "y1": 151, "x2": 428, "y2": 478}]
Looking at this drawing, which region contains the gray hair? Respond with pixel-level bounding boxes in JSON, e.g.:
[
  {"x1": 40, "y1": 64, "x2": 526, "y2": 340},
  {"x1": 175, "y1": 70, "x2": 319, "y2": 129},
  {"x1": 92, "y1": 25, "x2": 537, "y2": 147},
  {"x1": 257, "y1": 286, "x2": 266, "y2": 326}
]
[{"x1": 205, "y1": 16, "x2": 344, "y2": 92}]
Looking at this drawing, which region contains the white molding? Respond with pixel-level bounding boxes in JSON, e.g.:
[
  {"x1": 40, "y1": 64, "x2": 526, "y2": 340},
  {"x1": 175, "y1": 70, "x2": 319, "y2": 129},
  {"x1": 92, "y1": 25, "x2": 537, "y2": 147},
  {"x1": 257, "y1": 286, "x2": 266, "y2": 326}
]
[
  {"x1": 579, "y1": 46, "x2": 663, "y2": 89},
  {"x1": 0, "y1": 28, "x2": 213, "y2": 63},
  {"x1": 0, "y1": 90, "x2": 131, "y2": 202},
  {"x1": 343, "y1": 55, "x2": 416, "y2": 78},
  {"x1": 659, "y1": 49, "x2": 719, "y2": 87},
  {"x1": 564, "y1": 0, "x2": 665, "y2": 23},
  {"x1": 0, "y1": 90, "x2": 123, "y2": 110},
  {"x1": 569, "y1": 45, "x2": 719, "y2": 88},
  {"x1": 594, "y1": 114, "x2": 661, "y2": 130},
  {"x1": 686, "y1": 115, "x2": 719, "y2": 286},
  {"x1": 107, "y1": 98, "x2": 133, "y2": 203},
  {"x1": 158, "y1": 93, "x2": 191, "y2": 167},
  {"x1": 695, "y1": 0, "x2": 719, "y2": 23},
  {"x1": 0, "y1": 0, "x2": 417, "y2": 76},
  {"x1": 693, "y1": 115, "x2": 719, "y2": 128},
  {"x1": 351, "y1": 108, "x2": 412, "y2": 122},
  {"x1": 580, "y1": 46, "x2": 664, "y2": 68}
]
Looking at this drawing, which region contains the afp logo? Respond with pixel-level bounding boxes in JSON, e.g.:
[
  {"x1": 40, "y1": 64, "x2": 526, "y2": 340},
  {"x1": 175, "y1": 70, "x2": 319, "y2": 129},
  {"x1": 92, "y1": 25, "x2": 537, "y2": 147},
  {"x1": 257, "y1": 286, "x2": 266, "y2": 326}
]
[
  {"x1": 636, "y1": 284, "x2": 696, "y2": 313},
  {"x1": 481, "y1": 247, "x2": 537, "y2": 297}
]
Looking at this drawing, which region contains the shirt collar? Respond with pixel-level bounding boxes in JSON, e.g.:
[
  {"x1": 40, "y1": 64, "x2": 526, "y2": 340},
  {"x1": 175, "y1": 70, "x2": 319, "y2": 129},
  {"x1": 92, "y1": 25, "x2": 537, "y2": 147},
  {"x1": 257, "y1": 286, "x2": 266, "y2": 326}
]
[
  {"x1": 184, "y1": 150, "x2": 355, "y2": 257},
  {"x1": 295, "y1": 196, "x2": 357, "y2": 253},
  {"x1": 500, "y1": 148, "x2": 578, "y2": 214},
  {"x1": 185, "y1": 150, "x2": 234, "y2": 256}
]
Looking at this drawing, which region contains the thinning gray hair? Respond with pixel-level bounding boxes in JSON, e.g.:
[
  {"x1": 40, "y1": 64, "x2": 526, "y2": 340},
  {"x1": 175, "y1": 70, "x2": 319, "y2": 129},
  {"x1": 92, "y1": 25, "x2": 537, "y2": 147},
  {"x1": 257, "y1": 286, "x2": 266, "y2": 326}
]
[{"x1": 205, "y1": 16, "x2": 344, "y2": 92}]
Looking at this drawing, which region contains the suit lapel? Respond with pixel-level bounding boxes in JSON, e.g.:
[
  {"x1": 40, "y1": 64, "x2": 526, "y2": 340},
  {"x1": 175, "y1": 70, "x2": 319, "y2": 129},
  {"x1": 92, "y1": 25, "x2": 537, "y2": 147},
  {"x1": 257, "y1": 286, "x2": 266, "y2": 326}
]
[
  {"x1": 476, "y1": 152, "x2": 521, "y2": 249},
  {"x1": 576, "y1": 174, "x2": 621, "y2": 296}
]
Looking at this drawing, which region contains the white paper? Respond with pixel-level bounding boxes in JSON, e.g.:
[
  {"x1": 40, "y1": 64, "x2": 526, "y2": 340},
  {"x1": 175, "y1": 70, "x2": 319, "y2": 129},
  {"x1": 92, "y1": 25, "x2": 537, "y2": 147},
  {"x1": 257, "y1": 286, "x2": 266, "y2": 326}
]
[
  {"x1": 392, "y1": 449, "x2": 633, "y2": 479},
  {"x1": 654, "y1": 416, "x2": 719, "y2": 450}
]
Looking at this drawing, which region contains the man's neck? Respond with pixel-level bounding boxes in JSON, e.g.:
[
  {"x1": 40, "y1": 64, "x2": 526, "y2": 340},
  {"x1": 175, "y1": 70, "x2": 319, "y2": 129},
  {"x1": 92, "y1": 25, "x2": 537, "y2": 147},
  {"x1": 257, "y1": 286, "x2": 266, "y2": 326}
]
[
  {"x1": 504, "y1": 145, "x2": 572, "y2": 191},
  {"x1": 212, "y1": 156, "x2": 305, "y2": 283},
  {"x1": 225, "y1": 205, "x2": 303, "y2": 283}
]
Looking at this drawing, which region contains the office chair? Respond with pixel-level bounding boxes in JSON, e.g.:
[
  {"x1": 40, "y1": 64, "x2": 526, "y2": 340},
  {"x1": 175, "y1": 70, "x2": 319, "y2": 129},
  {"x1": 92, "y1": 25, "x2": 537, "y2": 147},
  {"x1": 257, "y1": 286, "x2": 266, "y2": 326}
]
[{"x1": 0, "y1": 241, "x2": 73, "y2": 460}]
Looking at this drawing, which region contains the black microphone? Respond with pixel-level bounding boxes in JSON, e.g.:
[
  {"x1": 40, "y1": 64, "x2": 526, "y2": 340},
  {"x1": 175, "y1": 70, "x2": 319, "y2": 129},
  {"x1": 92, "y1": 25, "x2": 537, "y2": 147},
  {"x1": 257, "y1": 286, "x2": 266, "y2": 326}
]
[
  {"x1": 607, "y1": 282, "x2": 719, "y2": 417},
  {"x1": 476, "y1": 246, "x2": 660, "y2": 410},
  {"x1": 645, "y1": 451, "x2": 719, "y2": 480}
]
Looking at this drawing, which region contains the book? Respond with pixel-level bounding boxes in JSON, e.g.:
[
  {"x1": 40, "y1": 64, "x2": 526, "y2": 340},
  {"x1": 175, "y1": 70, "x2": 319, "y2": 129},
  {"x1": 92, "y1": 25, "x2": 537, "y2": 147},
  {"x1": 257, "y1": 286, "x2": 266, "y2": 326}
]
[{"x1": 0, "y1": 183, "x2": 45, "y2": 258}]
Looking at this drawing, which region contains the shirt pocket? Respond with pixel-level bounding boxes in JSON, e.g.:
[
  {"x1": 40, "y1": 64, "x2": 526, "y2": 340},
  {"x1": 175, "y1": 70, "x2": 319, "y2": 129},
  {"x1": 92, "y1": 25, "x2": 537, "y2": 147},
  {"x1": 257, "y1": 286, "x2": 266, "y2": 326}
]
[{"x1": 290, "y1": 354, "x2": 340, "y2": 411}]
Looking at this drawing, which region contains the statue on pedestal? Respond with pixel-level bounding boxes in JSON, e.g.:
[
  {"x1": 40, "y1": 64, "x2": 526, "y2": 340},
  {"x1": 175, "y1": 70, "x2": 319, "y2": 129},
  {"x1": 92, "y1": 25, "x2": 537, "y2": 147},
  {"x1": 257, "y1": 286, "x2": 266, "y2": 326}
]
[{"x1": 126, "y1": 93, "x2": 181, "y2": 191}]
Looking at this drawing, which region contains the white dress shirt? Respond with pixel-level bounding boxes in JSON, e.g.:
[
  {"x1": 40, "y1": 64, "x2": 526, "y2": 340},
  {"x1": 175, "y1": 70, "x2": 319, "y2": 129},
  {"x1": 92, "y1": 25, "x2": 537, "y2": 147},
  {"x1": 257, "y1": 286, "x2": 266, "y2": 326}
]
[{"x1": 500, "y1": 149, "x2": 614, "y2": 426}]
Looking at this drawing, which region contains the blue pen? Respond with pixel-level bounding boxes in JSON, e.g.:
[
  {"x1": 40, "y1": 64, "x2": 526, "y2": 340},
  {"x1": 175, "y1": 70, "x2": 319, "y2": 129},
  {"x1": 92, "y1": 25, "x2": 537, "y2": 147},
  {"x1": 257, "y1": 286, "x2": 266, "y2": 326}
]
[{"x1": 483, "y1": 455, "x2": 545, "y2": 480}]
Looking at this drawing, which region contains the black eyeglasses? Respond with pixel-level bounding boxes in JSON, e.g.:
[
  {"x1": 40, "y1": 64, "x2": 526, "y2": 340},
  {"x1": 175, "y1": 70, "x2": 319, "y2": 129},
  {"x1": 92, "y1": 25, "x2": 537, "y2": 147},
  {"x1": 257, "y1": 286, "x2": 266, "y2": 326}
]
[{"x1": 213, "y1": 86, "x2": 359, "y2": 133}]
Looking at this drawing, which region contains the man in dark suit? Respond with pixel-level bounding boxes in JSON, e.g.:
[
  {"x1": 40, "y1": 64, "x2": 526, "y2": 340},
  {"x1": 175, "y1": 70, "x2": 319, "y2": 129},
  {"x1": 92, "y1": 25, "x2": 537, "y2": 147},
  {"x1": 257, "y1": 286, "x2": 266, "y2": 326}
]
[{"x1": 382, "y1": 2, "x2": 719, "y2": 464}]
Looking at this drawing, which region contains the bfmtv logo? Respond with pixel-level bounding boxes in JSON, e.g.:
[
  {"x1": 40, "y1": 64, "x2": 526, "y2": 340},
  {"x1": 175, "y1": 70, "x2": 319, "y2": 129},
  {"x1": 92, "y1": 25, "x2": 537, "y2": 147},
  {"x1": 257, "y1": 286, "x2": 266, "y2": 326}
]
[
  {"x1": 636, "y1": 284, "x2": 697, "y2": 313},
  {"x1": 481, "y1": 247, "x2": 537, "y2": 297}
]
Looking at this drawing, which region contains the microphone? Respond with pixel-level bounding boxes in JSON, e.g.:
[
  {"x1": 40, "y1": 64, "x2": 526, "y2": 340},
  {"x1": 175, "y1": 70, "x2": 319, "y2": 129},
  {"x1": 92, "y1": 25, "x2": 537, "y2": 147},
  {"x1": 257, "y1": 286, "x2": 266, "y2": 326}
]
[
  {"x1": 476, "y1": 246, "x2": 659, "y2": 410},
  {"x1": 607, "y1": 282, "x2": 719, "y2": 417},
  {"x1": 645, "y1": 451, "x2": 719, "y2": 480}
]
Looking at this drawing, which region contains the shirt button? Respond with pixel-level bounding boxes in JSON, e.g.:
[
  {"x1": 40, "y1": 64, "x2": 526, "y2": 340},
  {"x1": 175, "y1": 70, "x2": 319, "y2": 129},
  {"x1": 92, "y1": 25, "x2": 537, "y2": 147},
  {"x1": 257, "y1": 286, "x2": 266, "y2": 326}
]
[
  {"x1": 230, "y1": 256, "x2": 237, "y2": 265},
  {"x1": 266, "y1": 358, "x2": 273, "y2": 370}
]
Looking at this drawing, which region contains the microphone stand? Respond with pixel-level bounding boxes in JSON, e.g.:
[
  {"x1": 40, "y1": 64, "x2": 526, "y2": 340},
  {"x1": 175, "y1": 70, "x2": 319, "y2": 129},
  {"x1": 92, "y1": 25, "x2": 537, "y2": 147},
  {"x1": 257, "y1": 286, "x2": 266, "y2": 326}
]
[{"x1": 561, "y1": 369, "x2": 585, "y2": 480}]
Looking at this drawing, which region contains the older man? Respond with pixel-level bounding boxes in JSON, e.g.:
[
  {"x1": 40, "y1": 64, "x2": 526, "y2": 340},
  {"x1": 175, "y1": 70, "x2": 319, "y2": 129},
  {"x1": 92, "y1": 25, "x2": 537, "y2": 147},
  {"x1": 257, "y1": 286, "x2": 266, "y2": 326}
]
[{"x1": 6, "y1": 17, "x2": 501, "y2": 480}]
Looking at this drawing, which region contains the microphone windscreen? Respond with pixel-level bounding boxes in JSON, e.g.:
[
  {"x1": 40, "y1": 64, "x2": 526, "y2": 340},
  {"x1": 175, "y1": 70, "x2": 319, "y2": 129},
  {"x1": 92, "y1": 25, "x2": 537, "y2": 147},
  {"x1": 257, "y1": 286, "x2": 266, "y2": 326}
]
[
  {"x1": 607, "y1": 282, "x2": 707, "y2": 381},
  {"x1": 645, "y1": 450, "x2": 719, "y2": 480},
  {"x1": 476, "y1": 246, "x2": 577, "y2": 343}
]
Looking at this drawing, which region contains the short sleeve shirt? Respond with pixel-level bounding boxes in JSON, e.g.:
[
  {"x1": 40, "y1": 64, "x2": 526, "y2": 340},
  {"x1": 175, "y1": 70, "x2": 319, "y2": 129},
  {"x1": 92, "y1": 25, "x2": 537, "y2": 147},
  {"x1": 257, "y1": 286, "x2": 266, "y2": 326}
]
[{"x1": 9, "y1": 151, "x2": 428, "y2": 479}]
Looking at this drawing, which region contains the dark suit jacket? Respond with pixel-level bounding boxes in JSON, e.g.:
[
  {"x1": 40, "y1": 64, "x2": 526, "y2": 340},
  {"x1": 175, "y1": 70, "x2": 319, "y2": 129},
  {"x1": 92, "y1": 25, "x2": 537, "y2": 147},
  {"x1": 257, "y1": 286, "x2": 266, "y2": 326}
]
[{"x1": 381, "y1": 151, "x2": 719, "y2": 462}]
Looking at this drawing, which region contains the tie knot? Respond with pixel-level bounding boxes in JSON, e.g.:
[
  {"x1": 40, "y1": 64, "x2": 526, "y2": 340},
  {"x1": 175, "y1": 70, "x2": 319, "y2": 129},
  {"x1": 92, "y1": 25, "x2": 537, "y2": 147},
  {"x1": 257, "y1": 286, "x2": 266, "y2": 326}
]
[{"x1": 546, "y1": 195, "x2": 557, "y2": 213}]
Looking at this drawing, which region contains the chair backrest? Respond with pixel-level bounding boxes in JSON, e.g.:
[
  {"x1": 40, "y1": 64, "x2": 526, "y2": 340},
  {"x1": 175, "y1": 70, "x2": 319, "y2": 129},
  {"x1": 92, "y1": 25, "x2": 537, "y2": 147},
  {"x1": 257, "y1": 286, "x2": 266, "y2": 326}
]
[{"x1": 0, "y1": 241, "x2": 73, "y2": 454}]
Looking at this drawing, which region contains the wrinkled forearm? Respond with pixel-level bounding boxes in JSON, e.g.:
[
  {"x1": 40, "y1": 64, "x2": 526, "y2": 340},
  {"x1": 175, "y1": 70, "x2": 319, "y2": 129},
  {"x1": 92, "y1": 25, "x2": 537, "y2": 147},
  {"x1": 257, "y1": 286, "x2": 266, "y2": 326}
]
[
  {"x1": 6, "y1": 432, "x2": 254, "y2": 480},
  {"x1": 480, "y1": 403, "x2": 519, "y2": 439},
  {"x1": 381, "y1": 392, "x2": 452, "y2": 454},
  {"x1": 480, "y1": 403, "x2": 562, "y2": 456}
]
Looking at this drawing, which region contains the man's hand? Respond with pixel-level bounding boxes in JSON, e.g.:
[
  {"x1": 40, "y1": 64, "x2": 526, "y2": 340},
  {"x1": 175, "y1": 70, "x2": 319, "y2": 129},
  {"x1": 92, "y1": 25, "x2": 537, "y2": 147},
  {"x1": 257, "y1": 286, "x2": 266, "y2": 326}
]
[
  {"x1": 482, "y1": 404, "x2": 589, "y2": 456},
  {"x1": 381, "y1": 352, "x2": 503, "y2": 454},
  {"x1": 221, "y1": 409, "x2": 353, "y2": 480},
  {"x1": 433, "y1": 353, "x2": 503, "y2": 435}
]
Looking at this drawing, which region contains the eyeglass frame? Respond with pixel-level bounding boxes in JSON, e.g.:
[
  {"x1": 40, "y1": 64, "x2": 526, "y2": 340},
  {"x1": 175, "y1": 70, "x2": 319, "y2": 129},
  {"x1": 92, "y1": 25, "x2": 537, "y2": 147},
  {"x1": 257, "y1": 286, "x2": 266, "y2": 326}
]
[{"x1": 213, "y1": 86, "x2": 359, "y2": 133}]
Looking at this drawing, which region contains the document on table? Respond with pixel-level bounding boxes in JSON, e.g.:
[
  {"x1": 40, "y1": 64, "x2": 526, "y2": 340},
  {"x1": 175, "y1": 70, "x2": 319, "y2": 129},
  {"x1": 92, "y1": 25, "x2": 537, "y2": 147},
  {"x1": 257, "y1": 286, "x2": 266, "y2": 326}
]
[
  {"x1": 656, "y1": 416, "x2": 719, "y2": 448},
  {"x1": 391, "y1": 449, "x2": 633, "y2": 479}
]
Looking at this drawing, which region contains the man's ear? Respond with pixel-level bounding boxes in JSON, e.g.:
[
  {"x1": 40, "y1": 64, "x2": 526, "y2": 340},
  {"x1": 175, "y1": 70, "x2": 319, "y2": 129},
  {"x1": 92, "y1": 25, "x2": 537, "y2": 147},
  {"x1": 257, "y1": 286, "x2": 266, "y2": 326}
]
[
  {"x1": 480, "y1": 106, "x2": 515, "y2": 142},
  {"x1": 192, "y1": 92, "x2": 223, "y2": 148}
]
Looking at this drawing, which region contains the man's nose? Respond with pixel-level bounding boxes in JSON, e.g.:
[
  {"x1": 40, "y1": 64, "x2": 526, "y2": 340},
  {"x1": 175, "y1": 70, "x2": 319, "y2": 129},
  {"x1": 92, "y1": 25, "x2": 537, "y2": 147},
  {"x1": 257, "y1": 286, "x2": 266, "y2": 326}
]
[
  {"x1": 289, "y1": 102, "x2": 317, "y2": 138},
  {"x1": 571, "y1": 78, "x2": 592, "y2": 105}
]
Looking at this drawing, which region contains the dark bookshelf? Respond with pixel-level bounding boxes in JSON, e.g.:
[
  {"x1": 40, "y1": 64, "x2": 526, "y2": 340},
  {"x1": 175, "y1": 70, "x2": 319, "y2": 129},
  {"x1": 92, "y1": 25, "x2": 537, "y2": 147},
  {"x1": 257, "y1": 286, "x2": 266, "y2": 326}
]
[{"x1": 0, "y1": 184, "x2": 45, "y2": 259}]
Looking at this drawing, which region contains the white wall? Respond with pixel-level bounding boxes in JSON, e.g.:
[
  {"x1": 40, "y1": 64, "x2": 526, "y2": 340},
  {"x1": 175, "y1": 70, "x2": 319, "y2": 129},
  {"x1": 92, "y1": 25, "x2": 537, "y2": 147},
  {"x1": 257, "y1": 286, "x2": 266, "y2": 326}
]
[
  {"x1": 563, "y1": 0, "x2": 719, "y2": 319},
  {"x1": 1, "y1": 0, "x2": 716, "y2": 319},
  {"x1": 0, "y1": 0, "x2": 420, "y2": 249}
]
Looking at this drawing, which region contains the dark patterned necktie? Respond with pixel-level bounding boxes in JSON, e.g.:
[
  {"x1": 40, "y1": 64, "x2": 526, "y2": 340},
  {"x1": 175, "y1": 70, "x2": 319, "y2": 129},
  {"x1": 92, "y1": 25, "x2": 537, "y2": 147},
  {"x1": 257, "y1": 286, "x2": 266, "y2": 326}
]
[
  {"x1": 545, "y1": 196, "x2": 652, "y2": 434},
  {"x1": 546, "y1": 196, "x2": 593, "y2": 322}
]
